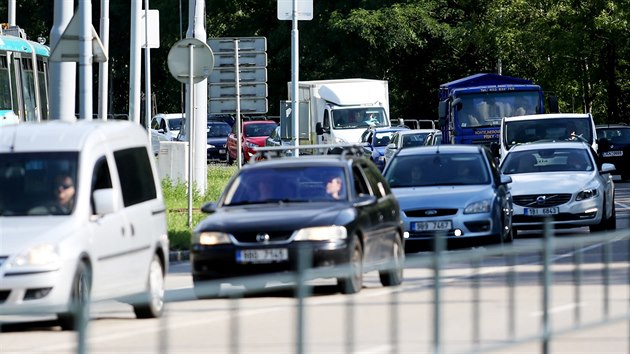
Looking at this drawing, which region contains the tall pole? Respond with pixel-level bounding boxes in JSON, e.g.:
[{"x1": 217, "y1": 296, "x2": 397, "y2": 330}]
[
  {"x1": 129, "y1": 0, "x2": 141, "y2": 124},
  {"x1": 291, "y1": 0, "x2": 300, "y2": 156},
  {"x1": 187, "y1": 0, "x2": 208, "y2": 195},
  {"x1": 143, "y1": 0, "x2": 152, "y2": 139},
  {"x1": 98, "y1": 0, "x2": 110, "y2": 120},
  {"x1": 78, "y1": 0, "x2": 93, "y2": 120},
  {"x1": 8, "y1": 0, "x2": 16, "y2": 26},
  {"x1": 50, "y1": 0, "x2": 76, "y2": 121}
]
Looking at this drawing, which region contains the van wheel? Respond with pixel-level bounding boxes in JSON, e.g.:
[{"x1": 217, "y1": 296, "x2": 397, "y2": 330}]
[
  {"x1": 133, "y1": 255, "x2": 165, "y2": 318},
  {"x1": 58, "y1": 261, "x2": 91, "y2": 331},
  {"x1": 379, "y1": 235, "x2": 404, "y2": 287},
  {"x1": 338, "y1": 235, "x2": 363, "y2": 294}
]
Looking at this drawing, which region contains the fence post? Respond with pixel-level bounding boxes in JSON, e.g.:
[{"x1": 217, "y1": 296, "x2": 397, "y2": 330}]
[
  {"x1": 542, "y1": 218, "x2": 553, "y2": 354},
  {"x1": 432, "y1": 232, "x2": 446, "y2": 354}
]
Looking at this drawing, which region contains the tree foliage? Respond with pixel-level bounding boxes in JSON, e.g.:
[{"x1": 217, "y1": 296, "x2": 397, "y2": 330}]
[{"x1": 4, "y1": 0, "x2": 630, "y2": 124}]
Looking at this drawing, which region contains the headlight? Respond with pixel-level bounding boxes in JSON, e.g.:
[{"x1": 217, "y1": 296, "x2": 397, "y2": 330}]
[
  {"x1": 378, "y1": 155, "x2": 386, "y2": 162},
  {"x1": 195, "y1": 231, "x2": 231, "y2": 245},
  {"x1": 464, "y1": 200, "x2": 491, "y2": 214},
  {"x1": 11, "y1": 244, "x2": 60, "y2": 267},
  {"x1": 207, "y1": 144, "x2": 216, "y2": 148},
  {"x1": 294, "y1": 226, "x2": 347, "y2": 241},
  {"x1": 334, "y1": 137, "x2": 347, "y2": 144},
  {"x1": 245, "y1": 141, "x2": 259, "y2": 148},
  {"x1": 576, "y1": 188, "x2": 598, "y2": 201}
]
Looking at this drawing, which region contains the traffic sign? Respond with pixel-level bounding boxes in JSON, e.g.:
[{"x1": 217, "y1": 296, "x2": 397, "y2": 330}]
[
  {"x1": 277, "y1": 0, "x2": 313, "y2": 20},
  {"x1": 167, "y1": 38, "x2": 214, "y2": 84}
]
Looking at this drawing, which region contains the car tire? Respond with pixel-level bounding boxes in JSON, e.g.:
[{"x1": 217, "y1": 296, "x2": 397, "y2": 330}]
[
  {"x1": 590, "y1": 196, "x2": 614, "y2": 232},
  {"x1": 605, "y1": 200, "x2": 617, "y2": 230},
  {"x1": 226, "y1": 151, "x2": 234, "y2": 165},
  {"x1": 133, "y1": 255, "x2": 165, "y2": 319},
  {"x1": 379, "y1": 235, "x2": 404, "y2": 287},
  {"x1": 338, "y1": 235, "x2": 363, "y2": 294},
  {"x1": 57, "y1": 261, "x2": 91, "y2": 331},
  {"x1": 193, "y1": 276, "x2": 222, "y2": 299}
]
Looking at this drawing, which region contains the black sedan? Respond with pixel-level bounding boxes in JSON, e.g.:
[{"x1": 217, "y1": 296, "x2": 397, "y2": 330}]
[
  {"x1": 190, "y1": 149, "x2": 405, "y2": 297},
  {"x1": 596, "y1": 124, "x2": 630, "y2": 181},
  {"x1": 206, "y1": 121, "x2": 232, "y2": 161}
]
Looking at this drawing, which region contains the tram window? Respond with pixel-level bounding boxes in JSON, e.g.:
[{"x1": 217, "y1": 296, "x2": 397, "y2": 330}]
[{"x1": 20, "y1": 58, "x2": 37, "y2": 122}]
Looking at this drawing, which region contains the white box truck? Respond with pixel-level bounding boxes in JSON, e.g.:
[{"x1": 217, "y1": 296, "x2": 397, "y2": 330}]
[{"x1": 284, "y1": 79, "x2": 391, "y2": 146}]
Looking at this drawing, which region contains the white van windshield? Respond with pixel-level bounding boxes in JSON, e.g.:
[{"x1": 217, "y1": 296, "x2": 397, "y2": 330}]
[
  {"x1": 504, "y1": 117, "x2": 594, "y2": 150},
  {"x1": 0, "y1": 152, "x2": 79, "y2": 216},
  {"x1": 332, "y1": 108, "x2": 388, "y2": 129}
]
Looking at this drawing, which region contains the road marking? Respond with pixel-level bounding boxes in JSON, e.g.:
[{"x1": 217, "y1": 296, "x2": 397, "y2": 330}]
[{"x1": 529, "y1": 302, "x2": 587, "y2": 317}]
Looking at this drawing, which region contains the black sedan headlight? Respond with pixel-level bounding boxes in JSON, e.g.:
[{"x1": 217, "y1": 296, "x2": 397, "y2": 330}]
[
  {"x1": 195, "y1": 231, "x2": 231, "y2": 245},
  {"x1": 294, "y1": 226, "x2": 347, "y2": 241}
]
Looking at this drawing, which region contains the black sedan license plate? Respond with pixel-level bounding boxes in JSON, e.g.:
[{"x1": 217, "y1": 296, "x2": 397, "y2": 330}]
[
  {"x1": 411, "y1": 220, "x2": 452, "y2": 231},
  {"x1": 524, "y1": 207, "x2": 559, "y2": 216},
  {"x1": 236, "y1": 248, "x2": 288, "y2": 264}
]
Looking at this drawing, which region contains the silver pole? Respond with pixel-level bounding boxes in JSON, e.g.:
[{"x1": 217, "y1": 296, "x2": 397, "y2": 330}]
[
  {"x1": 98, "y1": 0, "x2": 110, "y2": 120},
  {"x1": 236, "y1": 40, "x2": 242, "y2": 168},
  {"x1": 144, "y1": 0, "x2": 152, "y2": 138},
  {"x1": 78, "y1": 0, "x2": 93, "y2": 120},
  {"x1": 291, "y1": 0, "x2": 300, "y2": 156},
  {"x1": 187, "y1": 43, "x2": 194, "y2": 227}
]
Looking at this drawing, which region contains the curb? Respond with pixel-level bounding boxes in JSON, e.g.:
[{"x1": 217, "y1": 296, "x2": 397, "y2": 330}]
[{"x1": 169, "y1": 250, "x2": 190, "y2": 262}]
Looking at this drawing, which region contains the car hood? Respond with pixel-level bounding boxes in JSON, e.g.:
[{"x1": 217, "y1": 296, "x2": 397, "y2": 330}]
[
  {"x1": 196, "y1": 202, "x2": 354, "y2": 232},
  {"x1": 392, "y1": 185, "x2": 495, "y2": 209},
  {"x1": 0, "y1": 217, "x2": 78, "y2": 254},
  {"x1": 507, "y1": 172, "x2": 598, "y2": 195},
  {"x1": 246, "y1": 136, "x2": 268, "y2": 147}
]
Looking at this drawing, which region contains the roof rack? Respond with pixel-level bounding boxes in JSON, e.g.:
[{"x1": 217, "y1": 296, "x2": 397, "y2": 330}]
[{"x1": 252, "y1": 144, "x2": 368, "y2": 161}]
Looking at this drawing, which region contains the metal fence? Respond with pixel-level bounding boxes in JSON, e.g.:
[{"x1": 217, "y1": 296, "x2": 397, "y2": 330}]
[{"x1": 6, "y1": 223, "x2": 630, "y2": 354}]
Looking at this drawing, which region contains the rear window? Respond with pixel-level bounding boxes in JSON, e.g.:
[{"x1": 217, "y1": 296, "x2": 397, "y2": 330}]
[
  {"x1": 504, "y1": 117, "x2": 593, "y2": 149},
  {"x1": 384, "y1": 153, "x2": 490, "y2": 187}
]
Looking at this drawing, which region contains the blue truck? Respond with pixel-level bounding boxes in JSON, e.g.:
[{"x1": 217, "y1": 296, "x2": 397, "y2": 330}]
[{"x1": 438, "y1": 73, "x2": 557, "y2": 147}]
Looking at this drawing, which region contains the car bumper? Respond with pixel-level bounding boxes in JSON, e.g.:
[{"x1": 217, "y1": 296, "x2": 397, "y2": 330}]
[
  {"x1": 401, "y1": 212, "x2": 499, "y2": 242},
  {"x1": 511, "y1": 198, "x2": 601, "y2": 229},
  {"x1": 0, "y1": 267, "x2": 74, "y2": 316},
  {"x1": 207, "y1": 148, "x2": 227, "y2": 161},
  {"x1": 190, "y1": 240, "x2": 351, "y2": 280}
]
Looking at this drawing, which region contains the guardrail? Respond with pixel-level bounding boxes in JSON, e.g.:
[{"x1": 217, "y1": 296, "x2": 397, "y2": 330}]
[{"x1": 6, "y1": 221, "x2": 630, "y2": 354}]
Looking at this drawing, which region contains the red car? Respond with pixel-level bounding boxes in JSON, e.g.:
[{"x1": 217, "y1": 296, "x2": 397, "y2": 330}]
[{"x1": 226, "y1": 120, "x2": 277, "y2": 164}]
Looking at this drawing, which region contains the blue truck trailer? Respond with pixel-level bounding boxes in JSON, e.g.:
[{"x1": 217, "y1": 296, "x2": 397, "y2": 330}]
[{"x1": 438, "y1": 73, "x2": 557, "y2": 147}]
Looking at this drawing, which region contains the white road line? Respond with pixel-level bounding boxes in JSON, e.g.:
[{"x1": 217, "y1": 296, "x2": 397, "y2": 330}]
[{"x1": 529, "y1": 302, "x2": 587, "y2": 317}]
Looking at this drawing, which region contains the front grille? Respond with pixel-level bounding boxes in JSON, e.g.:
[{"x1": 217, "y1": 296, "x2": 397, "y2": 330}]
[
  {"x1": 513, "y1": 194, "x2": 572, "y2": 207},
  {"x1": 0, "y1": 256, "x2": 7, "y2": 268},
  {"x1": 231, "y1": 231, "x2": 294, "y2": 244},
  {"x1": 0, "y1": 290, "x2": 9, "y2": 303},
  {"x1": 404, "y1": 209, "x2": 458, "y2": 217},
  {"x1": 513, "y1": 212, "x2": 595, "y2": 223}
]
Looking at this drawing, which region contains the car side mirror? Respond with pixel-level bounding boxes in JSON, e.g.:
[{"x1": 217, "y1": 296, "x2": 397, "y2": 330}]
[
  {"x1": 500, "y1": 175, "x2": 512, "y2": 185},
  {"x1": 601, "y1": 163, "x2": 616, "y2": 174},
  {"x1": 93, "y1": 188, "x2": 119, "y2": 215},
  {"x1": 387, "y1": 143, "x2": 396, "y2": 149},
  {"x1": 200, "y1": 202, "x2": 218, "y2": 214},
  {"x1": 353, "y1": 194, "x2": 377, "y2": 207}
]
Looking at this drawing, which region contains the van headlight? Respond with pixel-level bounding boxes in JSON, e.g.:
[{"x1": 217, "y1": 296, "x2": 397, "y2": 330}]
[
  {"x1": 576, "y1": 188, "x2": 598, "y2": 201},
  {"x1": 334, "y1": 137, "x2": 347, "y2": 144},
  {"x1": 195, "y1": 232, "x2": 231, "y2": 245},
  {"x1": 464, "y1": 200, "x2": 491, "y2": 214},
  {"x1": 11, "y1": 244, "x2": 60, "y2": 267},
  {"x1": 294, "y1": 226, "x2": 347, "y2": 241}
]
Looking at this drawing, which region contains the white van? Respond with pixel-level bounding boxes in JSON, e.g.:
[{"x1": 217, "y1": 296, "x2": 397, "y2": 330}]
[
  {"x1": 0, "y1": 120, "x2": 169, "y2": 330},
  {"x1": 499, "y1": 113, "x2": 598, "y2": 161}
]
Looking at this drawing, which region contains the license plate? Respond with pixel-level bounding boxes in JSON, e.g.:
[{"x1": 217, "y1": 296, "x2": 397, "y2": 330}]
[
  {"x1": 524, "y1": 207, "x2": 559, "y2": 216},
  {"x1": 236, "y1": 248, "x2": 288, "y2": 264},
  {"x1": 411, "y1": 220, "x2": 452, "y2": 231},
  {"x1": 602, "y1": 150, "x2": 623, "y2": 157},
  {"x1": 219, "y1": 149, "x2": 226, "y2": 154}
]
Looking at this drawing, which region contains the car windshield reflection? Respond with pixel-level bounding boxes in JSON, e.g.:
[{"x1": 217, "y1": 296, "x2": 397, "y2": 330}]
[
  {"x1": 384, "y1": 153, "x2": 490, "y2": 187},
  {"x1": 223, "y1": 166, "x2": 348, "y2": 205}
]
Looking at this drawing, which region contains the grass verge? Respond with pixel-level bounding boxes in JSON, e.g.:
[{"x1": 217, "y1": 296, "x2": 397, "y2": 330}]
[{"x1": 162, "y1": 163, "x2": 238, "y2": 250}]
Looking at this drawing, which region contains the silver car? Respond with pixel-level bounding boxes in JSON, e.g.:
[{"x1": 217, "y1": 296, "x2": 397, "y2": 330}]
[
  {"x1": 382, "y1": 145, "x2": 514, "y2": 252},
  {"x1": 499, "y1": 141, "x2": 616, "y2": 234},
  {"x1": 383, "y1": 129, "x2": 442, "y2": 166}
]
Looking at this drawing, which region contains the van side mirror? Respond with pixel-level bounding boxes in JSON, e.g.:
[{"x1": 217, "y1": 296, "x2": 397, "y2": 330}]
[
  {"x1": 438, "y1": 101, "x2": 447, "y2": 119},
  {"x1": 316, "y1": 122, "x2": 326, "y2": 135},
  {"x1": 93, "y1": 189, "x2": 119, "y2": 215}
]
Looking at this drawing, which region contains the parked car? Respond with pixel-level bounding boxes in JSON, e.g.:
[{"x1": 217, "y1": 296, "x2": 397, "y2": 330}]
[
  {"x1": 382, "y1": 144, "x2": 513, "y2": 251},
  {"x1": 596, "y1": 124, "x2": 630, "y2": 181},
  {"x1": 226, "y1": 120, "x2": 277, "y2": 164},
  {"x1": 265, "y1": 125, "x2": 293, "y2": 148},
  {"x1": 0, "y1": 120, "x2": 169, "y2": 330},
  {"x1": 359, "y1": 126, "x2": 410, "y2": 171},
  {"x1": 383, "y1": 129, "x2": 442, "y2": 166},
  {"x1": 499, "y1": 141, "x2": 616, "y2": 234},
  {"x1": 190, "y1": 146, "x2": 405, "y2": 297},
  {"x1": 206, "y1": 121, "x2": 232, "y2": 162},
  {"x1": 150, "y1": 128, "x2": 171, "y2": 156},
  {"x1": 151, "y1": 113, "x2": 185, "y2": 140}
]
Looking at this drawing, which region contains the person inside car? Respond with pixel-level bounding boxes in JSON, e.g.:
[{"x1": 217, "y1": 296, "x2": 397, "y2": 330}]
[
  {"x1": 53, "y1": 173, "x2": 76, "y2": 214},
  {"x1": 325, "y1": 175, "x2": 344, "y2": 200}
]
